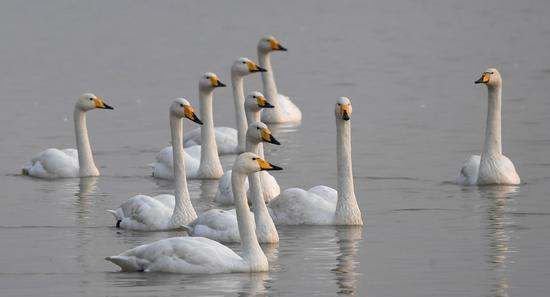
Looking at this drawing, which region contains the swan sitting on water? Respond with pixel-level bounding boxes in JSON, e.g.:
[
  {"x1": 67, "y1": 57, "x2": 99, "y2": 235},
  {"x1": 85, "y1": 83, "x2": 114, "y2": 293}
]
[
  {"x1": 152, "y1": 73, "x2": 225, "y2": 179},
  {"x1": 22, "y1": 93, "x2": 113, "y2": 178},
  {"x1": 105, "y1": 152, "x2": 282, "y2": 273},
  {"x1": 183, "y1": 58, "x2": 266, "y2": 154},
  {"x1": 268, "y1": 97, "x2": 363, "y2": 225},
  {"x1": 215, "y1": 91, "x2": 281, "y2": 205},
  {"x1": 257, "y1": 35, "x2": 301, "y2": 124},
  {"x1": 458, "y1": 68, "x2": 520, "y2": 186},
  {"x1": 108, "y1": 98, "x2": 202, "y2": 230},
  {"x1": 188, "y1": 122, "x2": 281, "y2": 243}
]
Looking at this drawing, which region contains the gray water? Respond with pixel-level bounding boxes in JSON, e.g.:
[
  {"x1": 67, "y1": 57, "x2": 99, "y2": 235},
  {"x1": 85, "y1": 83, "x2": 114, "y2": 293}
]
[{"x1": 1, "y1": 0, "x2": 549, "y2": 296}]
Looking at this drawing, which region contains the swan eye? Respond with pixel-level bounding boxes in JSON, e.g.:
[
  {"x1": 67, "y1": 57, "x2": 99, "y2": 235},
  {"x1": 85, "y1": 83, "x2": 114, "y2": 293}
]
[
  {"x1": 242, "y1": 61, "x2": 246, "y2": 64},
  {"x1": 89, "y1": 98, "x2": 94, "y2": 101},
  {"x1": 253, "y1": 96, "x2": 256, "y2": 98},
  {"x1": 252, "y1": 157, "x2": 257, "y2": 160},
  {"x1": 256, "y1": 127, "x2": 260, "y2": 130},
  {"x1": 180, "y1": 104, "x2": 184, "y2": 107},
  {"x1": 337, "y1": 103, "x2": 341, "y2": 106}
]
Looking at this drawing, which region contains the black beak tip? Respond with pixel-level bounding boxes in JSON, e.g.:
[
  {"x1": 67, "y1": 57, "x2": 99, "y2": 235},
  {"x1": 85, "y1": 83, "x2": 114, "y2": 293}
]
[
  {"x1": 263, "y1": 102, "x2": 275, "y2": 108},
  {"x1": 278, "y1": 45, "x2": 288, "y2": 51},
  {"x1": 257, "y1": 67, "x2": 267, "y2": 73},
  {"x1": 342, "y1": 114, "x2": 350, "y2": 121},
  {"x1": 217, "y1": 82, "x2": 226, "y2": 87},
  {"x1": 193, "y1": 117, "x2": 203, "y2": 125},
  {"x1": 104, "y1": 104, "x2": 114, "y2": 110},
  {"x1": 474, "y1": 80, "x2": 482, "y2": 84},
  {"x1": 268, "y1": 164, "x2": 283, "y2": 171},
  {"x1": 270, "y1": 137, "x2": 281, "y2": 145}
]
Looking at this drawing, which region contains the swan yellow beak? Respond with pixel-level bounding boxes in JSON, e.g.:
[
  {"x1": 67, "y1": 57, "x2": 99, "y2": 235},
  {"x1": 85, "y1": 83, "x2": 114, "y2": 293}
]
[
  {"x1": 246, "y1": 61, "x2": 267, "y2": 73},
  {"x1": 475, "y1": 72, "x2": 491, "y2": 84},
  {"x1": 184, "y1": 105, "x2": 203, "y2": 125},
  {"x1": 210, "y1": 76, "x2": 226, "y2": 88},
  {"x1": 261, "y1": 128, "x2": 280, "y2": 145},
  {"x1": 257, "y1": 95, "x2": 274, "y2": 108},
  {"x1": 93, "y1": 97, "x2": 114, "y2": 110},
  {"x1": 270, "y1": 38, "x2": 287, "y2": 51},
  {"x1": 340, "y1": 104, "x2": 351, "y2": 121},
  {"x1": 256, "y1": 157, "x2": 283, "y2": 171}
]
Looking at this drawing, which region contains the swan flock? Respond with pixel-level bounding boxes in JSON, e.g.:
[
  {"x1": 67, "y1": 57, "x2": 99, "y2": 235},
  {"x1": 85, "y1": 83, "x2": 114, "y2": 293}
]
[{"x1": 21, "y1": 35, "x2": 522, "y2": 275}]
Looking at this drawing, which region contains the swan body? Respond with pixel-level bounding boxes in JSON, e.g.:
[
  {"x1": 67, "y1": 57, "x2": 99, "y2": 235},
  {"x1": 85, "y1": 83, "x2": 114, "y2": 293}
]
[
  {"x1": 458, "y1": 68, "x2": 520, "y2": 186},
  {"x1": 192, "y1": 122, "x2": 281, "y2": 243},
  {"x1": 22, "y1": 93, "x2": 113, "y2": 178},
  {"x1": 109, "y1": 98, "x2": 201, "y2": 230},
  {"x1": 257, "y1": 36, "x2": 301, "y2": 124},
  {"x1": 268, "y1": 97, "x2": 363, "y2": 225},
  {"x1": 106, "y1": 153, "x2": 281, "y2": 273},
  {"x1": 182, "y1": 59, "x2": 266, "y2": 154},
  {"x1": 153, "y1": 73, "x2": 225, "y2": 179},
  {"x1": 215, "y1": 92, "x2": 280, "y2": 204}
]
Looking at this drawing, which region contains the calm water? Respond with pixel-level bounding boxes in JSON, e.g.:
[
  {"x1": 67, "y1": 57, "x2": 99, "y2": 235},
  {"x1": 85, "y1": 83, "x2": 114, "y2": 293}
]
[{"x1": 1, "y1": 1, "x2": 550, "y2": 296}]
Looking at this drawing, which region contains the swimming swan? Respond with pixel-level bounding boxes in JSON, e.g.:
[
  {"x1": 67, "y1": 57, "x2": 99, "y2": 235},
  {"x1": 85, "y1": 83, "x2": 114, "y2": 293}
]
[
  {"x1": 215, "y1": 91, "x2": 281, "y2": 205},
  {"x1": 105, "y1": 153, "x2": 282, "y2": 273},
  {"x1": 108, "y1": 98, "x2": 202, "y2": 230},
  {"x1": 188, "y1": 122, "x2": 281, "y2": 243},
  {"x1": 458, "y1": 68, "x2": 520, "y2": 186},
  {"x1": 183, "y1": 58, "x2": 266, "y2": 154},
  {"x1": 22, "y1": 93, "x2": 113, "y2": 178},
  {"x1": 257, "y1": 35, "x2": 301, "y2": 124},
  {"x1": 152, "y1": 73, "x2": 225, "y2": 179},
  {"x1": 268, "y1": 97, "x2": 363, "y2": 225}
]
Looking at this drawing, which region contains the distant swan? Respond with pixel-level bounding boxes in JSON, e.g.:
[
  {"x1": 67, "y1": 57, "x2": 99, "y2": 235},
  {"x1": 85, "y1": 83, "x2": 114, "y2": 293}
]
[
  {"x1": 183, "y1": 58, "x2": 266, "y2": 154},
  {"x1": 188, "y1": 122, "x2": 281, "y2": 243},
  {"x1": 257, "y1": 35, "x2": 301, "y2": 124},
  {"x1": 22, "y1": 93, "x2": 113, "y2": 178},
  {"x1": 215, "y1": 91, "x2": 281, "y2": 205},
  {"x1": 268, "y1": 97, "x2": 363, "y2": 225},
  {"x1": 108, "y1": 98, "x2": 201, "y2": 230},
  {"x1": 105, "y1": 153, "x2": 282, "y2": 273},
  {"x1": 458, "y1": 68, "x2": 520, "y2": 186},
  {"x1": 152, "y1": 73, "x2": 225, "y2": 179}
]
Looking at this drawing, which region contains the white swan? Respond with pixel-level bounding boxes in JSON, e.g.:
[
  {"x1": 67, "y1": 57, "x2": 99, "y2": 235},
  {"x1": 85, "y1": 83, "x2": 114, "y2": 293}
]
[
  {"x1": 215, "y1": 91, "x2": 281, "y2": 205},
  {"x1": 189, "y1": 122, "x2": 281, "y2": 243},
  {"x1": 458, "y1": 68, "x2": 521, "y2": 186},
  {"x1": 257, "y1": 35, "x2": 302, "y2": 124},
  {"x1": 22, "y1": 93, "x2": 113, "y2": 178},
  {"x1": 107, "y1": 98, "x2": 201, "y2": 230},
  {"x1": 268, "y1": 97, "x2": 363, "y2": 225},
  {"x1": 152, "y1": 73, "x2": 225, "y2": 179},
  {"x1": 105, "y1": 152, "x2": 282, "y2": 273},
  {"x1": 183, "y1": 58, "x2": 266, "y2": 154}
]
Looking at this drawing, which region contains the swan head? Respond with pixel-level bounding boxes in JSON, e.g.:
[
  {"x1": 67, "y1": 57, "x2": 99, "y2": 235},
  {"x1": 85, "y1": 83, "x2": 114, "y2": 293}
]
[
  {"x1": 231, "y1": 57, "x2": 266, "y2": 76},
  {"x1": 245, "y1": 91, "x2": 274, "y2": 112},
  {"x1": 76, "y1": 93, "x2": 113, "y2": 111},
  {"x1": 171, "y1": 98, "x2": 203, "y2": 125},
  {"x1": 335, "y1": 97, "x2": 352, "y2": 121},
  {"x1": 258, "y1": 35, "x2": 287, "y2": 53},
  {"x1": 475, "y1": 68, "x2": 502, "y2": 88},
  {"x1": 247, "y1": 122, "x2": 280, "y2": 145},
  {"x1": 199, "y1": 72, "x2": 226, "y2": 91},
  {"x1": 233, "y1": 152, "x2": 282, "y2": 174}
]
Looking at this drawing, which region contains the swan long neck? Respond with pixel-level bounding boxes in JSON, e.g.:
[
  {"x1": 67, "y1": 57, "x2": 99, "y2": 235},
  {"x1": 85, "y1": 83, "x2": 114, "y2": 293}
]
[
  {"x1": 335, "y1": 119, "x2": 363, "y2": 225},
  {"x1": 258, "y1": 50, "x2": 278, "y2": 101},
  {"x1": 232, "y1": 170, "x2": 267, "y2": 266},
  {"x1": 232, "y1": 73, "x2": 247, "y2": 153},
  {"x1": 74, "y1": 108, "x2": 99, "y2": 177},
  {"x1": 482, "y1": 85, "x2": 502, "y2": 157},
  {"x1": 246, "y1": 141, "x2": 278, "y2": 242},
  {"x1": 245, "y1": 110, "x2": 264, "y2": 158},
  {"x1": 198, "y1": 89, "x2": 223, "y2": 176},
  {"x1": 169, "y1": 114, "x2": 197, "y2": 226}
]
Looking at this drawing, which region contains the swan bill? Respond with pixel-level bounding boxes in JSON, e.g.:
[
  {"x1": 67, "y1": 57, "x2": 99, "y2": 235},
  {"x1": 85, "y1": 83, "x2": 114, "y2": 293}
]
[
  {"x1": 256, "y1": 158, "x2": 283, "y2": 171},
  {"x1": 246, "y1": 60, "x2": 267, "y2": 73},
  {"x1": 94, "y1": 98, "x2": 114, "y2": 110},
  {"x1": 475, "y1": 72, "x2": 491, "y2": 84},
  {"x1": 257, "y1": 96, "x2": 274, "y2": 108},
  {"x1": 211, "y1": 76, "x2": 226, "y2": 88},
  {"x1": 341, "y1": 105, "x2": 351, "y2": 121},
  {"x1": 184, "y1": 106, "x2": 203, "y2": 125},
  {"x1": 269, "y1": 38, "x2": 287, "y2": 51},
  {"x1": 261, "y1": 129, "x2": 281, "y2": 145}
]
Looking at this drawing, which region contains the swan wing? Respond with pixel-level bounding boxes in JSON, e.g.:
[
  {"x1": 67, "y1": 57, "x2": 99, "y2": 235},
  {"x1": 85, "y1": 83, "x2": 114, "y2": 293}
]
[
  {"x1": 151, "y1": 146, "x2": 200, "y2": 179},
  {"x1": 190, "y1": 208, "x2": 253, "y2": 243},
  {"x1": 262, "y1": 93, "x2": 302, "y2": 123},
  {"x1": 23, "y1": 148, "x2": 79, "y2": 178},
  {"x1": 106, "y1": 237, "x2": 244, "y2": 273},
  {"x1": 112, "y1": 194, "x2": 173, "y2": 230},
  {"x1": 268, "y1": 186, "x2": 337, "y2": 225},
  {"x1": 183, "y1": 127, "x2": 238, "y2": 155},
  {"x1": 457, "y1": 155, "x2": 480, "y2": 186},
  {"x1": 214, "y1": 170, "x2": 250, "y2": 205}
]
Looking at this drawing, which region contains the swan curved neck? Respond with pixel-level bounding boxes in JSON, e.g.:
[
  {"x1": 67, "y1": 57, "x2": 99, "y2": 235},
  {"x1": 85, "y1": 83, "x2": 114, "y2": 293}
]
[
  {"x1": 335, "y1": 119, "x2": 363, "y2": 225},
  {"x1": 482, "y1": 85, "x2": 502, "y2": 157},
  {"x1": 232, "y1": 170, "x2": 266, "y2": 266},
  {"x1": 232, "y1": 73, "x2": 247, "y2": 152},
  {"x1": 74, "y1": 108, "x2": 99, "y2": 177},
  {"x1": 169, "y1": 114, "x2": 197, "y2": 226},
  {"x1": 198, "y1": 89, "x2": 223, "y2": 177},
  {"x1": 258, "y1": 50, "x2": 278, "y2": 101}
]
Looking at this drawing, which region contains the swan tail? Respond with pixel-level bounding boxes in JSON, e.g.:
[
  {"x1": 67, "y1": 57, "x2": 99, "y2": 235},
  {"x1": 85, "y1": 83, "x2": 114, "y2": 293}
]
[{"x1": 105, "y1": 256, "x2": 144, "y2": 272}]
